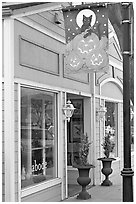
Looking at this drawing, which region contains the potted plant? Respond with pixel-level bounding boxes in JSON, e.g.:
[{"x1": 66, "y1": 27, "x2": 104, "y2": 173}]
[
  {"x1": 97, "y1": 132, "x2": 116, "y2": 186},
  {"x1": 73, "y1": 133, "x2": 95, "y2": 200}
]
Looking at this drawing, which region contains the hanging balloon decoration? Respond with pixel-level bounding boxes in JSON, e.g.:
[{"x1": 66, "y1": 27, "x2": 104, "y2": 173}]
[
  {"x1": 65, "y1": 51, "x2": 84, "y2": 72},
  {"x1": 64, "y1": 31, "x2": 108, "y2": 73}
]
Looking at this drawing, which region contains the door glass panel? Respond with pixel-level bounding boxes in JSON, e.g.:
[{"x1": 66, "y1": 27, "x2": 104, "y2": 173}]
[
  {"x1": 105, "y1": 101, "x2": 118, "y2": 157},
  {"x1": 67, "y1": 99, "x2": 84, "y2": 166}
]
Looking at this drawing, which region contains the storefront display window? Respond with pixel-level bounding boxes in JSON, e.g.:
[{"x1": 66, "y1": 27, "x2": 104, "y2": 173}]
[
  {"x1": 21, "y1": 87, "x2": 57, "y2": 189},
  {"x1": 105, "y1": 101, "x2": 118, "y2": 157}
]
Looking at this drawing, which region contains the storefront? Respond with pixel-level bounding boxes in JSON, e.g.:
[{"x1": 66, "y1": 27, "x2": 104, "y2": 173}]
[{"x1": 2, "y1": 2, "x2": 126, "y2": 202}]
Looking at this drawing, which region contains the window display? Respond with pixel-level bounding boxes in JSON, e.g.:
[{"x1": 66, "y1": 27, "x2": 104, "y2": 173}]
[
  {"x1": 21, "y1": 87, "x2": 57, "y2": 188},
  {"x1": 105, "y1": 101, "x2": 118, "y2": 157}
]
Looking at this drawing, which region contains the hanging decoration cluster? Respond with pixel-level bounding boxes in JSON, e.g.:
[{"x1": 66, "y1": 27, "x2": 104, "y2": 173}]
[{"x1": 62, "y1": 3, "x2": 109, "y2": 73}]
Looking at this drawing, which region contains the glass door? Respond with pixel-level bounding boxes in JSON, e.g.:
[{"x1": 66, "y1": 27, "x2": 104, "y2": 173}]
[{"x1": 67, "y1": 99, "x2": 84, "y2": 166}]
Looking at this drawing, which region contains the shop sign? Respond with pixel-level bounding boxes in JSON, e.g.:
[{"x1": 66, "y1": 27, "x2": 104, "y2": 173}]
[{"x1": 32, "y1": 160, "x2": 47, "y2": 173}]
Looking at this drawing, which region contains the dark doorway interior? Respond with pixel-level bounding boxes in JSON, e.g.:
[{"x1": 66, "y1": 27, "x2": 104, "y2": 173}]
[
  {"x1": 67, "y1": 98, "x2": 84, "y2": 197},
  {"x1": 67, "y1": 99, "x2": 84, "y2": 166}
]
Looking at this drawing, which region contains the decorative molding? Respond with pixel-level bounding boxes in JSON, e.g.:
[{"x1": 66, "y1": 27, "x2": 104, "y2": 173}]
[
  {"x1": 111, "y1": 41, "x2": 122, "y2": 60},
  {"x1": 117, "y1": 76, "x2": 123, "y2": 84},
  {"x1": 2, "y1": 7, "x2": 13, "y2": 17},
  {"x1": 19, "y1": 35, "x2": 60, "y2": 76},
  {"x1": 94, "y1": 94, "x2": 123, "y2": 103},
  {"x1": 15, "y1": 17, "x2": 66, "y2": 44},
  {"x1": 95, "y1": 72, "x2": 109, "y2": 86},
  {"x1": 109, "y1": 59, "x2": 122, "y2": 71},
  {"x1": 100, "y1": 77, "x2": 123, "y2": 88},
  {"x1": 14, "y1": 77, "x2": 92, "y2": 98},
  {"x1": 63, "y1": 73, "x2": 90, "y2": 84},
  {"x1": 11, "y1": 3, "x2": 64, "y2": 18},
  {"x1": 21, "y1": 178, "x2": 62, "y2": 198},
  {"x1": 99, "y1": 77, "x2": 123, "y2": 96}
]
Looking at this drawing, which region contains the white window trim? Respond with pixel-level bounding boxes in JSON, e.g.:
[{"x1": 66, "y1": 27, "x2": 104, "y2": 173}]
[
  {"x1": 105, "y1": 101, "x2": 119, "y2": 158},
  {"x1": 10, "y1": 78, "x2": 92, "y2": 200},
  {"x1": 95, "y1": 94, "x2": 123, "y2": 104},
  {"x1": 99, "y1": 78, "x2": 123, "y2": 96},
  {"x1": 4, "y1": 18, "x2": 15, "y2": 202},
  {"x1": 21, "y1": 178, "x2": 62, "y2": 198},
  {"x1": 20, "y1": 84, "x2": 62, "y2": 198},
  {"x1": 14, "y1": 77, "x2": 92, "y2": 97},
  {"x1": 18, "y1": 83, "x2": 21, "y2": 202},
  {"x1": 57, "y1": 91, "x2": 65, "y2": 200}
]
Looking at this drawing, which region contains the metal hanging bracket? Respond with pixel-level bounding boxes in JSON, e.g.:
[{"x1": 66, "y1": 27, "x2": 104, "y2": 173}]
[
  {"x1": 121, "y1": 19, "x2": 131, "y2": 24},
  {"x1": 121, "y1": 2, "x2": 132, "y2": 24},
  {"x1": 122, "y1": 51, "x2": 134, "y2": 59},
  {"x1": 122, "y1": 51, "x2": 132, "y2": 55},
  {"x1": 121, "y1": 2, "x2": 132, "y2": 7}
]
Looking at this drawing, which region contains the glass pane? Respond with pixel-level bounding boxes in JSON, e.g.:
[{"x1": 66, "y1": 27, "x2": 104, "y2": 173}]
[
  {"x1": 32, "y1": 130, "x2": 43, "y2": 148},
  {"x1": 105, "y1": 102, "x2": 118, "y2": 157},
  {"x1": 21, "y1": 87, "x2": 57, "y2": 189},
  {"x1": 67, "y1": 99, "x2": 84, "y2": 166},
  {"x1": 31, "y1": 99, "x2": 43, "y2": 128}
]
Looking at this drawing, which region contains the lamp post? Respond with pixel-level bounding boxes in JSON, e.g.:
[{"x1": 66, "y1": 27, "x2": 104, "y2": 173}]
[{"x1": 121, "y1": 2, "x2": 134, "y2": 202}]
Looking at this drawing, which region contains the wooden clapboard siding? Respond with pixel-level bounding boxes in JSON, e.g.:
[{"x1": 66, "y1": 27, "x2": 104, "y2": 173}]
[
  {"x1": 2, "y1": 83, "x2": 5, "y2": 201},
  {"x1": 21, "y1": 183, "x2": 61, "y2": 202}
]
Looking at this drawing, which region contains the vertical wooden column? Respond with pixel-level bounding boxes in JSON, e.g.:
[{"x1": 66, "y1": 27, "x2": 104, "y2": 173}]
[
  {"x1": 4, "y1": 18, "x2": 15, "y2": 201},
  {"x1": 121, "y1": 3, "x2": 134, "y2": 202}
]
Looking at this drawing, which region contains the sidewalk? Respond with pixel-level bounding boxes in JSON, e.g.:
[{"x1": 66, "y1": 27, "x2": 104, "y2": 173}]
[{"x1": 63, "y1": 174, "x2": 122, "y2": 202}]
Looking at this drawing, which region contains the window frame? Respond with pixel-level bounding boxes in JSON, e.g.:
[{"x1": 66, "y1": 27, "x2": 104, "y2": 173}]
[
  {"x1": 105, "y1": 101, "x2": 119, "y2": 158},
  {"x1": 19, "y1": 84, "x2": 60, "y2": 197}
]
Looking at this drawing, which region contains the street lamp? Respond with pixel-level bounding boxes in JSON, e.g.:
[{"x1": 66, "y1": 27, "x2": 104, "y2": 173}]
[{"x1": 96, "y1": 105, "x2": 107, "y2": 121}]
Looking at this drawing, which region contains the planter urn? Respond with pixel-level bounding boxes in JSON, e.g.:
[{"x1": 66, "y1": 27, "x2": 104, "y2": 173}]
[
  {"x1": 97, "y1": 158, "x2": 116, "y2": 186},
  {"x1": 74, "y1": 164, "x2": 95, "y2": 200}
]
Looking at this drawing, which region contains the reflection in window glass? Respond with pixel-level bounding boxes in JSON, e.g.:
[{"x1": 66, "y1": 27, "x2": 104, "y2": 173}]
[
  {"x1": 67, "y1": 99, "x2": 84, "y2": 166},
  {"x1": 21, "y1": 87, "x2": 57, "y2": 189},
  {"x1": 105, "y1": 101, "x2": 118, "y2": 157}
]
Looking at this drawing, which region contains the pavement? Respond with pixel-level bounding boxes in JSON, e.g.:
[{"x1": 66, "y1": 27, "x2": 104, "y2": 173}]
[{"x1": 63, "y1": 174, "x2": 122, "y2": 202}]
